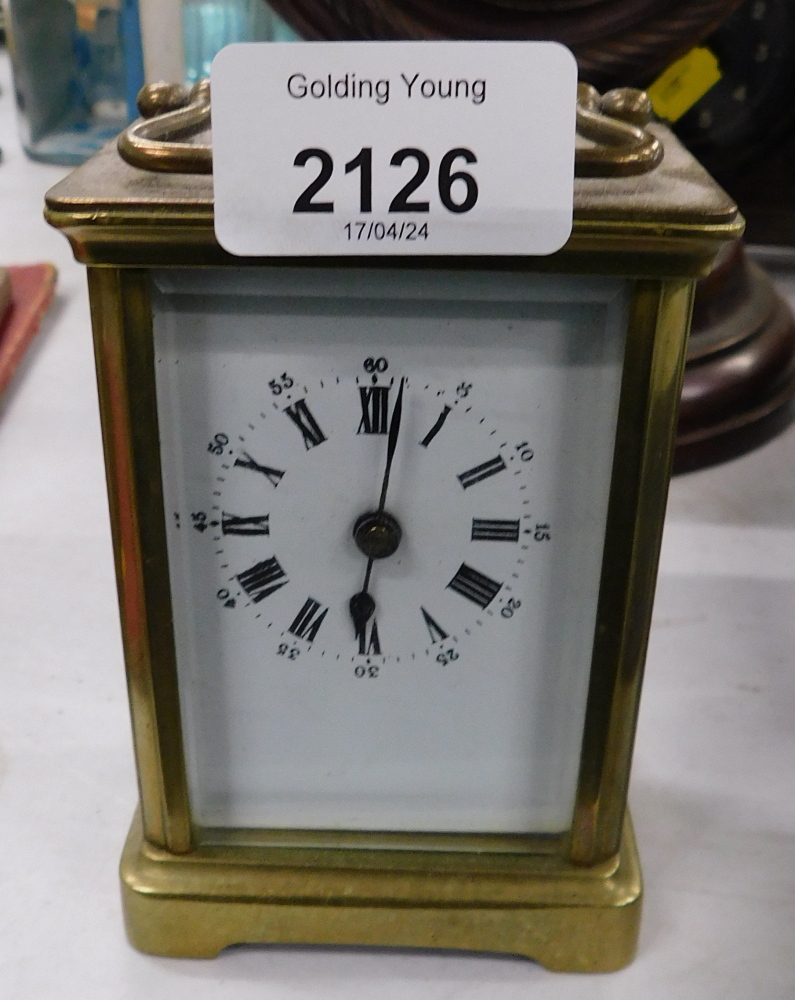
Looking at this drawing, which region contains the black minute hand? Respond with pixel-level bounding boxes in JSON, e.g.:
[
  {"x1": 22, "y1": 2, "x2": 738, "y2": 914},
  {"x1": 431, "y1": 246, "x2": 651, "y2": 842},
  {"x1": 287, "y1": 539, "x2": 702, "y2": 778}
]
[{"x1": 377, "y1": 376, "x2": 405, "y2": 512}]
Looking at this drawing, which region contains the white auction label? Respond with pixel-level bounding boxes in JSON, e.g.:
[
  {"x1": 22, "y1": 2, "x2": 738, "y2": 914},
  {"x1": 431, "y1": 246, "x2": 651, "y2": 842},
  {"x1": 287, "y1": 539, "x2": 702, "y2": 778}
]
[{"x1": 212, "y1": 41, "x2": 577, "y2": 257}]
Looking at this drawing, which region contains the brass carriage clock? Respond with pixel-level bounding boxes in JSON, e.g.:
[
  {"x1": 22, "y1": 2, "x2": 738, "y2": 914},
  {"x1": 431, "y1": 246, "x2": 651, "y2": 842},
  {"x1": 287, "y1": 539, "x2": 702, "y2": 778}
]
[{"x1": 45, "y1": 79, "x2": 741, "y2": 972}]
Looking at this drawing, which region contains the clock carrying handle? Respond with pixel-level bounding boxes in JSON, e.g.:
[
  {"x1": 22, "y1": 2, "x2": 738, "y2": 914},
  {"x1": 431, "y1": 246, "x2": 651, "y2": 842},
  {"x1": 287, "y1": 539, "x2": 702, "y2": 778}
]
[
  {"x1": 117, "y1": 80, "x2": 663, "y2": 178},
  {"x1": 117, "y1": 80, "x2": 213, "y2": 175},
  {"x1": 575, "y1": 83, "x2": 663, "y2": 177}
]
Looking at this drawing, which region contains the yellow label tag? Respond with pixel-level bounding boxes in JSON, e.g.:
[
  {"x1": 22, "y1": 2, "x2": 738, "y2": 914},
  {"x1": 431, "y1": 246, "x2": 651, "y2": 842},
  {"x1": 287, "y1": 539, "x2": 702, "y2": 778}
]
[{"x1": 647, "y1": 47, "x2": 722, "y2": 123}]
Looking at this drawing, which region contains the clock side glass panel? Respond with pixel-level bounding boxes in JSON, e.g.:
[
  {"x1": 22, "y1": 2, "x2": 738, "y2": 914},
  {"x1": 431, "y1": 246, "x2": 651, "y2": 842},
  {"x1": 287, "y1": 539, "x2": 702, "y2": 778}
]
[{"x1": 152, "y1": 267, "x2": 629, "y2": 835}]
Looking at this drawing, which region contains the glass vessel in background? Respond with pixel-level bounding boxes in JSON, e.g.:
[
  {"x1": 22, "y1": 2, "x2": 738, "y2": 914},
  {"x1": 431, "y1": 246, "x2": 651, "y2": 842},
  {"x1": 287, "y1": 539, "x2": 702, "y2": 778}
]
[
  {"x1": 182, "y1": 0, "x2": 298, "y2": 85},
  {"x1": 3, "y1": 0, "x2": 144, "y2": 165}
]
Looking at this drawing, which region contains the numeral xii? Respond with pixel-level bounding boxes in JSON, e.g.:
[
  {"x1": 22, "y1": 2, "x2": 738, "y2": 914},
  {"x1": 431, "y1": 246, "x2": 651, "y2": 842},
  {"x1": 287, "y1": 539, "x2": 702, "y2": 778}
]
[{"x1": 357, "y1": 385, "x2": 389, "y2": 434}]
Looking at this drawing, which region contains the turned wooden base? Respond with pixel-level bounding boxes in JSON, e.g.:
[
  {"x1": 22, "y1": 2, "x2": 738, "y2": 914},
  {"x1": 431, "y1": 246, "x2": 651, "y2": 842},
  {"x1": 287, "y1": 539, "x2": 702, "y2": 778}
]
[{"x1": 674, "y1": 241, "x2": 795, "y2": 473}]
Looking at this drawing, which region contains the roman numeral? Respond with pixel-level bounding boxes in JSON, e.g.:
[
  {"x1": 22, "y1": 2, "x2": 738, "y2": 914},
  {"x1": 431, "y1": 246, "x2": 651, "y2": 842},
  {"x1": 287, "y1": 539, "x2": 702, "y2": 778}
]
[
  {"x1": 471, "y1": 518, "x2": 520, "y2": 542},
  {"x1": 357, "y1": 618, "x2": 382, "y2": 656},
  {"x1": 234, "y1": 451, "x2": 285, "y2": 487},
  {"x1": 447, "y1": 563, "x2": 502, "y2": 609},
  {"x1": 457, "y1": 455, "x2": 506, "y2": 489},
  {"x1": 357, "y1": 386, "x2": 389, "y2": 434},
  {"x1": 284, "y1": 399, "x2": 327, "y2": 449},
  {"x1": 420, "y1": 405, "x2": 451, "y2": 447},
  {"x1": 288, "y1": 597, "x2": 328, "y2": 642},
  {"x1": 221, "y1": 512, "x2": 270, "y2": 536},
  {"x1": 236, "y1": 556, "x2": 288, "y2": 603},
  {"x1": 421, "y1": 607, "x2": 449, "y2": 643}
]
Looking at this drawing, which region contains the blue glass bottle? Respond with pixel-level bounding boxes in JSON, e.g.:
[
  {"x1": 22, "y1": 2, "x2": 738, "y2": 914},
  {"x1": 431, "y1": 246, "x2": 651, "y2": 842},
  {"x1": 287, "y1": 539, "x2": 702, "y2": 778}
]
[
  {"x1": 5, "y1": 0, "x2": 144, "y2": 165},
  {"x1": 182, "y1": 0, "x2": 297, "y2": 85}
]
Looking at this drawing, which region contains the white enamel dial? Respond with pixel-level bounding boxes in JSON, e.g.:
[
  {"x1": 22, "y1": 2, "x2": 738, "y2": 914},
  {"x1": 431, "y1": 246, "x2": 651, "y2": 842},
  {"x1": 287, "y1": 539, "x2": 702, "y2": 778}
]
[
  {"x1": 153, "y1": 267, "x2": 628, "y2": 834},
  {"x1": 199, "y1": 366, "x2": 539, "y2": 673}
]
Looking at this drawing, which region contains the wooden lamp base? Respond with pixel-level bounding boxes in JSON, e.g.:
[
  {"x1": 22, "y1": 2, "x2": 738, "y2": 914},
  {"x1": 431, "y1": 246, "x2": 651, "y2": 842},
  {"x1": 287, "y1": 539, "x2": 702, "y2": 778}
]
[{"x1": 674, "y1": 240, "x2": 795, "y2": 473}]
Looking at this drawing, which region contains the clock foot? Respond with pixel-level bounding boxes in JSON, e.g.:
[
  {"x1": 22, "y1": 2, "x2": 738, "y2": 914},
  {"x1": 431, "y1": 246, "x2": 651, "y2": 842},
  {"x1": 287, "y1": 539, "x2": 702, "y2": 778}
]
[{"x1": 119, "y1": 809, "x2": 642, "y2": 972}]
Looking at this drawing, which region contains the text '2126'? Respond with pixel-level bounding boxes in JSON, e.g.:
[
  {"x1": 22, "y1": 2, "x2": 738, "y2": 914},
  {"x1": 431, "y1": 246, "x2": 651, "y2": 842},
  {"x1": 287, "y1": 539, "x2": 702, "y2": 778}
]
[{"x1": 293, "y1": 147, "x2": 479, "y2": 215}]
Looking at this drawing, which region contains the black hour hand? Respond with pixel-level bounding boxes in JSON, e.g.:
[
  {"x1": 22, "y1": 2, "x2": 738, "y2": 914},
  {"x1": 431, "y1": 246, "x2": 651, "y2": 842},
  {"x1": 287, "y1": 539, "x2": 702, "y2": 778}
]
[{"x1": 349, "y1": 590, "x2": 375, "y2": 642}]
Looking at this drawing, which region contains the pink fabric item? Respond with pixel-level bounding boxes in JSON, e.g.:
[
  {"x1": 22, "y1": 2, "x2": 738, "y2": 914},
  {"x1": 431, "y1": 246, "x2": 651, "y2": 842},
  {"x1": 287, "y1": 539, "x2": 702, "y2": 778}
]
[{"x1": 0, "y1": 263, "x2": 58, "y2": 399}]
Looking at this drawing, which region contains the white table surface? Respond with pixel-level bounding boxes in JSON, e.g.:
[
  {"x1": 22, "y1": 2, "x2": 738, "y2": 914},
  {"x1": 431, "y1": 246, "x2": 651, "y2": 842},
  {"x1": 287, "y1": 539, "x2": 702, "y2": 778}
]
[{"x1": 1, "y1": 48, "x2": 794, "y2": 999}]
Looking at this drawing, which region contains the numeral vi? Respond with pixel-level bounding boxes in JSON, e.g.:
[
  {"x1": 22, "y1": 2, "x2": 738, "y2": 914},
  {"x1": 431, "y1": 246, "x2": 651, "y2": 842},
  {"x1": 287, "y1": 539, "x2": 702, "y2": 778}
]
[{"x1": 357, "y1": 619, "x2": 382, "y2": 656}]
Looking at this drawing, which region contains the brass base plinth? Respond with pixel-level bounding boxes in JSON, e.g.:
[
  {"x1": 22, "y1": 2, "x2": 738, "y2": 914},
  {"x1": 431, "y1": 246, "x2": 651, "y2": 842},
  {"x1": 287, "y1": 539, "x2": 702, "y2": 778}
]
[{"x1": 120, "y1": 812, "x2": 642, "y2": 973}]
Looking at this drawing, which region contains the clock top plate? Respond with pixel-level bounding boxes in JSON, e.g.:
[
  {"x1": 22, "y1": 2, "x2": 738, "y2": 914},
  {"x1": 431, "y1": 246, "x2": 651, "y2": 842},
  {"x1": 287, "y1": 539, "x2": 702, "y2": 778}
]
[
  {"x1": 44, "y1": 116, "x2": 742, "y2": 272},
  {"x1": 45, "y1": 122, "x2": 737, "y2": 223}
]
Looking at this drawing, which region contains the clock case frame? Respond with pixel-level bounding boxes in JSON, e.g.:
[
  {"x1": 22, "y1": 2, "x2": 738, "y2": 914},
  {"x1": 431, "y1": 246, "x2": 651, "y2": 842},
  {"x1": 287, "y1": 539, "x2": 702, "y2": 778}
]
[{"x1": 45, "y1": 125, "x2": 741, "y2": 973}]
